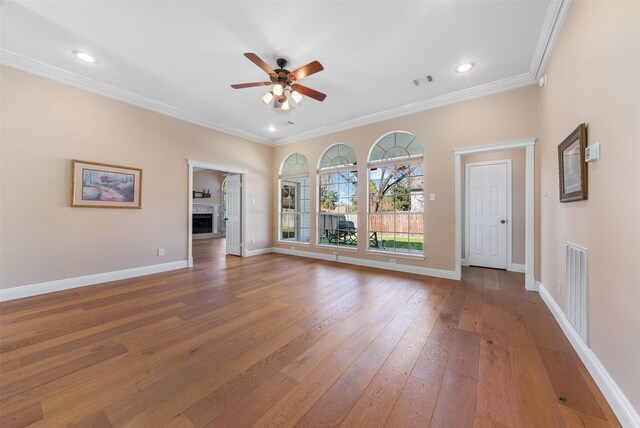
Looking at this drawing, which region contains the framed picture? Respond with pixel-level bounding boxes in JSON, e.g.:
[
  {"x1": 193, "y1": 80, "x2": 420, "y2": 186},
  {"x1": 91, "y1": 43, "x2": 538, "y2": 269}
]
[
  {"x1": 558, "y1": 123, "x2": 587, "y2": 202},
  {"x1": 72, "y1": 160, "x2": 142, "y2": 208}
]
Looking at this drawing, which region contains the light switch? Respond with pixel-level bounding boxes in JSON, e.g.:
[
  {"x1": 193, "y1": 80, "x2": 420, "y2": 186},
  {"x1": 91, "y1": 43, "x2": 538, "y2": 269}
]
[{"x1": 429, "y1": 193, "x2": 436, "y2": 201}]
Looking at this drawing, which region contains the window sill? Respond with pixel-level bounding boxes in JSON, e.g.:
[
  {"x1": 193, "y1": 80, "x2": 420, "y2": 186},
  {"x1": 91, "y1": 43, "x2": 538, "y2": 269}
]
[
  {"x1": 277, "y1": 240, "x2": 310, "y2": 246},
  {"x1": 315, "y1": 244, "x2": 359, "y2": 252},
  {"x1": 365, "y1": 250, "x2": 425, "y2": 261}
]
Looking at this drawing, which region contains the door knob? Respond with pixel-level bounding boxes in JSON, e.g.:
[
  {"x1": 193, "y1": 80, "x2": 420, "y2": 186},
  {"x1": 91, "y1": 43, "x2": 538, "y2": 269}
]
[{"x1": 500, "y1": 219, "x2": 506, "y2": 224}]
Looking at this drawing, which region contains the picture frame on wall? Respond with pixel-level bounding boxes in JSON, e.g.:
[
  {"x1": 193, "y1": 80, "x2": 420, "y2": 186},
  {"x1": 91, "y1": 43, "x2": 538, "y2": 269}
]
[
  {"x1": 72, "y1": 160, "x2": 142, "y2": 208},
  {"x1": 558, "y1": 123, "x2": 587, "y2": 202}
]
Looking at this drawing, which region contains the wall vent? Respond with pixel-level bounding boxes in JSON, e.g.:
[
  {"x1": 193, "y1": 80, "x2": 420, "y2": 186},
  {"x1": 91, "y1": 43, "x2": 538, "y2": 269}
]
[{"x1": 565, "y1": 242, "x2": 589, "y2": 344}]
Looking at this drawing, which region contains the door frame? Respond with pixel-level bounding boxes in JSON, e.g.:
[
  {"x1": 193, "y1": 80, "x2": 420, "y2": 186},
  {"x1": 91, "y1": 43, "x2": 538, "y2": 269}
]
[
  {"x1": 464, "y1": 159, "x2": 512, "y2": 271},
  {"x1": 454, "y1": 138, "x2": 536, "y2": 291},
  {"x1": 187, "y1": 160, "x2": 248, "y2": 266}
]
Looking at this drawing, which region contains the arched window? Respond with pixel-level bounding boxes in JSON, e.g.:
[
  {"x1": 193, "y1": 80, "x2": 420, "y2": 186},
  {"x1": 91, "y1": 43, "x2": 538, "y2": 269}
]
[
  {"x1": 279, "y1": 153, "x2": 310, "y2": 242},
  {"x1": 318, "y1": 144, "x2": 358, "y2": 247},
  {"x1": 368, "y1": 131, "x2": 424, "y2": 254}
]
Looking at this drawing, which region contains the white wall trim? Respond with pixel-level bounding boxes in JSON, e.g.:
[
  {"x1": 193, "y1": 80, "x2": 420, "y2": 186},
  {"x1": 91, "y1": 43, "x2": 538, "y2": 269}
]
[
  {"x1": 246, "y1": 247, "x2": 274, "y2": 257},
  {"x1": 530, "y1": 0, "x2": 572, "y2": 79},
  {"x1": 539, "y1": 283, "x2": 640, "y2": 428},
  {"x1": 454, "y1": 139, "x2": 536, "y2": 291},
  {"x1": 272, "y1": 73, "x2": 537, "y2": 146},
  {"x1": 509, "y1": 263, "x2": 525, "y2": 273},
  {"x1": 0, "y1": 50, "x2": 270, "y2": 146},
  {"x1": 454, "y1": 138, "x2": 536, "y2": 156},
  {"x1": 0, "y1": 260, "x2": 189, "y2": 302},
  {"x1": 271, "y1": 247, "x2": 458, "y2": 280}
]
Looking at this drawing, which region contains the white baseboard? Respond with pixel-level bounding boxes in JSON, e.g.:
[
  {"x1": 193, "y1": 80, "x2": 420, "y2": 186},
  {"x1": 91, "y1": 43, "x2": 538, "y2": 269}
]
[
  {"x1": 271, "y1": 247, "x2": 458, "y2": 280},
  {"x1": 246, "y1": 247, "x2": 274, "y2": 257},
  {"x1": 509, "y1": 263, "x2": 526, "y2": 273},
  {"x1": 0, "y1": 260, "x2": 190, "y2": 302},
  {"x1": 461, "y1": 258, "x2": 469, "y2": 267},
  {"x1": 538, "y1": 283, "x2": 640, "y2": 428}
]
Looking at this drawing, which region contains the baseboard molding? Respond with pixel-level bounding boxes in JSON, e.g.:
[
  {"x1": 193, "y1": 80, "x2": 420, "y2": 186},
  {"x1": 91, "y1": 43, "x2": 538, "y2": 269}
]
[
  {"x1": 461, "y1": 258, "x2": 469, "y2": 267},
  {"x1": 246, "y1": 247, "x2": 274, "y2": 257},
  {"x1": 0, "y1": 260, "x2": 190, "y2": 302},
  {"x1": 509, "y1": 263, "x2": 526, "y2": 273},
  {"x1": 538, "y1": 283, "x2": 640, "y2": 427},
  {"x1": 271, "y1": 247, "x2": 458, "y2": 280}
]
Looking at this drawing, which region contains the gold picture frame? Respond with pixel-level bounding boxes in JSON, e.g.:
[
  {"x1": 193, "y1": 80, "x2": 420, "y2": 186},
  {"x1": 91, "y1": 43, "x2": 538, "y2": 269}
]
[{"x1": 72, "y1": 160, "x2": 142, "y2": 208}]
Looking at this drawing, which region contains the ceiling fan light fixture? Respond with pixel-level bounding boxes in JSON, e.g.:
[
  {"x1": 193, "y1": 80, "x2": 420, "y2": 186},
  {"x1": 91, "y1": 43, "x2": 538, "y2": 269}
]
[
  {"x1": 273, "y1": 83, "x2": 284, "y2": 96},
  {"x1": 456, "y1": 62, "x2": 475, "y2": 73},
  {"x1": 281, "y1": 99, "x2": 290, "y2": 111},
  {"x1": 290, "y1": 90, "x2": 303, "y2": 104},
  {"x1": 261, "y1": 91, "x2": 274, "y2": 104}
]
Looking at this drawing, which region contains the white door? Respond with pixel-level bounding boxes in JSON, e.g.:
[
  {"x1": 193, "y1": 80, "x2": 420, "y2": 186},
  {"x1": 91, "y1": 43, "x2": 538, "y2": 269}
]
[
  {"x1": 468, "y1": 163, "x2": 507, "y2": 269},
  {"x1": 225, "y1": 174, "x2": 242, "y2": 256}
]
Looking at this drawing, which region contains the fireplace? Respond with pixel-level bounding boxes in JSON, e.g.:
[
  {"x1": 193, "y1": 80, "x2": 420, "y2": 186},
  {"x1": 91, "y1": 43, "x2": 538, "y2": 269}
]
[{"x1": 193, "y1": 213, "x2": 213, "y2": 234}]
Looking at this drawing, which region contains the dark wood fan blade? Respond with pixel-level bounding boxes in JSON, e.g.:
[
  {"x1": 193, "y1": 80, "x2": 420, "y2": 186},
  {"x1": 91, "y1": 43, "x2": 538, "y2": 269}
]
[
  {"x1": 289, "y1": 60, "x2": 324, "y2": 81},
  {"x1": 244, "y1": 53, "x2": 276, "y2": 77},
  {"x1": 230, "y1": 82, "x2": 272, "y2": 89},
  {"x1": 291, "y1": 84, "x2": 326, "y2": 102}
]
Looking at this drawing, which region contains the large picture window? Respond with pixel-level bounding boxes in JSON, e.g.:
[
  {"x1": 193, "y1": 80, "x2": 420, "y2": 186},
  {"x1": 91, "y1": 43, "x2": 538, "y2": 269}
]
[
  {"x1": 279, "y1": 153, "x2": 310, "y2": 242},
  {"x1": 318, "y1": 144, "x2": 358, "y2": 247},
  {"x1": 368, "y1": 132, "x2": 424, "y2": 254}
]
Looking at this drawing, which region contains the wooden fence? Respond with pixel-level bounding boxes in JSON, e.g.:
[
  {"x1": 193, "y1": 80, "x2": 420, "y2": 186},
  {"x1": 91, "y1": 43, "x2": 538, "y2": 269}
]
[{"x1": 369, "y1": 214, "x2": 423, "y2": 234}]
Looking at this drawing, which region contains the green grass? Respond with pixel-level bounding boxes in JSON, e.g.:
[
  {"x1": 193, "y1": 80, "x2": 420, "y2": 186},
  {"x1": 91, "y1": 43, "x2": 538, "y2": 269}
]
[
  {"x1": 374, "y1": 236, "x2": 423, "y2": 251},
  {"x1": 281, "y1": 228, "x2": 295, "y2": 239}
]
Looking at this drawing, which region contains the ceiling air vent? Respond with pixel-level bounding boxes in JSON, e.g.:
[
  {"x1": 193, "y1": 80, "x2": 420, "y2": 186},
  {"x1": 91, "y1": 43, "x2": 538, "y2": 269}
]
[{"x1": 413, "y1": 75, "x2": 434, "y2": 86}]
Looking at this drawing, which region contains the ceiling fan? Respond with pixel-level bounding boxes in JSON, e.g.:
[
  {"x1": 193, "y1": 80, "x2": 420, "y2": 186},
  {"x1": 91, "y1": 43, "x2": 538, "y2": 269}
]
[{"x1": 231, "y1": 53, "x2": 326, "y2": 111}]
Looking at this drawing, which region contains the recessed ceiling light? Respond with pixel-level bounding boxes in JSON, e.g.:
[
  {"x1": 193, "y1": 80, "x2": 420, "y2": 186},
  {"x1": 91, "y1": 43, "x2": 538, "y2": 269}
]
[
  {"x1": 268, "y1": 126, "x2": 276, "y2": 132},
  {"x1": 73, "y1": 50, "x2": 98, "y2": 64},
  {"x1": 456, "y1": 62, "x2": 475, "y2": 73}
]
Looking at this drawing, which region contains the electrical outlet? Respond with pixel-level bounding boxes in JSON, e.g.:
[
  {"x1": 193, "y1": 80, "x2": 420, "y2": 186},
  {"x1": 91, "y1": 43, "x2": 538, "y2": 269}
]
[
  {"x1": 390, "y1": 258, "x2": 397, "y2": 264},
  {"x1": 251, "y1": 237, "x2": 256, "y2": 244},
  {"x1": 333, "y1": 252, "x2": 338, "y2": 262},
  {"x1": 158, "y1": 248, "x2": 165, "y2": 257}
]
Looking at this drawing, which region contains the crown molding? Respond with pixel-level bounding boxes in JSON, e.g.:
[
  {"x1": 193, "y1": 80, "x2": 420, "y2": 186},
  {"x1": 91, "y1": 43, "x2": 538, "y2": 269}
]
[
  {"x1": 271, "y1": 72, "x2": 537, "y2": 146},
  {"x1": 530, "y1": 0, "x2": 571, "y2": 79},
  {"x1": 2, "y1": 1, "x2": 569, "y2": 148},
  {"x1": 0, "y1": 49, "x2": 272, "y2": 146}
]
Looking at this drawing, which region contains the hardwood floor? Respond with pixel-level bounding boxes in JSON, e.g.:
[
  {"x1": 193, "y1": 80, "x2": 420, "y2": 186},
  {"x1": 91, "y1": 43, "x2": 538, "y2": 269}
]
[{"x1": 0, "y1": 240, "x2": 620, "y2": 427}]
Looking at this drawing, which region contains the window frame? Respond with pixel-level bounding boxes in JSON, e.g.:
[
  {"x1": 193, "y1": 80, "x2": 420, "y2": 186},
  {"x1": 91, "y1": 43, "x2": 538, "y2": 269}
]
[
  {"x1": 367, "y1": 132, "x2": 425, "y2": 256},
  {"x1": 317, "y1": 144, "x2": 358, "y2": 248},
  {"x1": 278, "y1": 154, "x2": 311, "y2": 244}
]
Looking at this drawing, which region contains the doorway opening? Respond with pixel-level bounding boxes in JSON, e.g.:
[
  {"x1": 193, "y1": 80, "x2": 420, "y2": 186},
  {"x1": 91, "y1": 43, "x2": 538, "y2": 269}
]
[
  {"x1": 454, "y1": 139, "x2": 536, "y2": 291},
  {"x1": 187, "y1": 160, "x2": 247, "y2": 267}
]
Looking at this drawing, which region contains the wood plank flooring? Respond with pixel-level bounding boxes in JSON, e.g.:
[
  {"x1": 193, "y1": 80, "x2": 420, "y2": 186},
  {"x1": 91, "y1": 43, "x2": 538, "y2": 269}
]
[{"x1": 0, "y1": 239, "x2": 620, "y2": 427}]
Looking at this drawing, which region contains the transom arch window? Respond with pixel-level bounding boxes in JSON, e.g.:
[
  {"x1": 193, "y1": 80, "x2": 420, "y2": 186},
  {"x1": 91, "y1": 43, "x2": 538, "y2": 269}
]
[
  {"x1": 318, "y1": 144, "x2": 358, "y2": 247},
  {"x1": 368, "y1": 131, "x2": 424, "y2": 254},
  {"x1": 279, "y1": 153, "x2": 310, "y2": 242}
]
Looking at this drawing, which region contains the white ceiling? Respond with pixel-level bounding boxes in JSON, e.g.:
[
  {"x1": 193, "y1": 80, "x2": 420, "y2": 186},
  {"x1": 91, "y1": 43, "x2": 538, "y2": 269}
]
[{"x1": 1, "y1": 1, "x2": 567, "y2": 146}]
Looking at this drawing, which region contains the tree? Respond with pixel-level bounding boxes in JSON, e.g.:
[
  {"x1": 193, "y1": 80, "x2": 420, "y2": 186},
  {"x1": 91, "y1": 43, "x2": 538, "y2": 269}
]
[{"x1": 369, "y1": 164, "x2": 419, "y2": 212}]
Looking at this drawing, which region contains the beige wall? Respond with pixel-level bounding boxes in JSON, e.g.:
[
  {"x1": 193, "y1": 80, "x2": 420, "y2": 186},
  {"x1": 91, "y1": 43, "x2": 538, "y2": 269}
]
[
  {"x1": 538, "y1": 1, "x2": 640, "y2": 410},
  {"x1": 193, "y1": 169, "x2": 225, "y2": 205},
  {"x1": 461, "y1": 149, "x2": 526, "y2": 265},
  {"x1": 0, "y1": 66, "x2": 273, "y2": 289},
  {"x1": 272, "y1": 86, "x2": 539, "y2": 272}
]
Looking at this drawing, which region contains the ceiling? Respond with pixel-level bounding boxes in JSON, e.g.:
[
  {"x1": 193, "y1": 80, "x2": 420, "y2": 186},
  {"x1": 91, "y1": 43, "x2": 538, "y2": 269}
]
[{"x1": 0, "y1": 1, "x2": 567, "y2": 146}]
